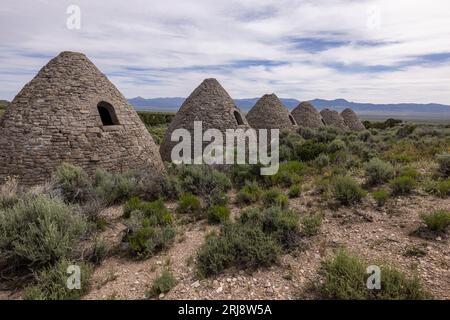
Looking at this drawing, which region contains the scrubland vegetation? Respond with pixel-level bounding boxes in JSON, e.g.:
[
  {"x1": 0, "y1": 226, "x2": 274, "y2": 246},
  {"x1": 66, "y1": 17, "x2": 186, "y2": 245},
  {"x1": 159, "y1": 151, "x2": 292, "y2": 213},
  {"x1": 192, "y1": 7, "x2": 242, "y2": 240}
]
[{"x1": 0, "y1": 117, "x2": 449, "y2": 300}]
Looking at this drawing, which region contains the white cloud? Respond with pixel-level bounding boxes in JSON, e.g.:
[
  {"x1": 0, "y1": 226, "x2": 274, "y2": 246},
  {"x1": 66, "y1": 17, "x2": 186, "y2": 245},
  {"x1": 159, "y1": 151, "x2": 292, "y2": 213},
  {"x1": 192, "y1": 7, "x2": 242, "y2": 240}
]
[{"x1": 1, "y1": 0, "x2": 450, "y2": 104}]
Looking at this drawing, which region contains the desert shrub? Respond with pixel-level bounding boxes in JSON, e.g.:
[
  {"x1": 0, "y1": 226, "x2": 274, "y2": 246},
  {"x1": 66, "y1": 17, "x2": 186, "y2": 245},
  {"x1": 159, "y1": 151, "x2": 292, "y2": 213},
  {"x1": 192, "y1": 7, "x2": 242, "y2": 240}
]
[
  {"x1": 24, "y1": 259, "x2": 92, "y2": 300},
  {"x1": 146, "y1": 270, "x2": 177, "y2": 298},
  {"x1": 315, "y1": 154, "x2": 330, "y2": 171},
  {"x1": 93, "y1": 169, "x2": 138, "y2": 204},
  {"x1": 137, "y1": 111, "x2": 175, "y2": 127},
  {"x1": 238, "y1": 207, "x2": 301, "y2": 250},
  {"x1": 316, "y1": 126, "x2": 339, "y2": 143},
  {"x1": 196, "y1": 223, "x2": 281, "y2": 277},
  {"x1": 124, "y1": 198, "x2": 175, "y2": 257},
  {"x1": 209, "y1": 192, "x2": 229, "y2": 206},
  {"x1": 399, "y1": 166, "x2": 421, "y2": 181},
  {"x1": 124, "y1": 197, "x2": 173, "y2": 225},
  {"x1": 235, "y1": 181, "x2": 261, "y2": 206},
  {"x1": 320, "y1": 250, "x2": 428, "y2": 300},
  {"x1": 207, "y1": 205, "x2": 230, "y2": 224},
  {"x1": 123, "y1": 196, "x2": 142, "y2": 219},
  {"x1": 424, "y1": 179, "x2": 450, "y2": 198},
  {"x1": 52, "y1": 163, "x2": 94, "y2": 203},
  {"x1": 126, "y1": 170, "x2": 181, "y2": 201},
  {"x1": 327, "y1": 139, "x2": 346, "y2": 154},
  {"x1": 364, "y1": 158, "x2": 394, "y2": 185},
  {"x1": 372, "y1": 188, "x2": 389, "y2": 207},
  {"x1": 268, "y1": 161, "x2": 307, "y2": 187},
  {"x1": 301, "y1": 213, "x2": 323, "y2": 236},
  {"x1": 315, "y1": 177, "x2": 332, "y2": 196},
  {"x1": 229, "y1": 164, "x2": 264, "y2": 188},
  {"x1": 88, "y1": 238, "x2": 109, "y2": 266},
  {"x1": 147, "y1": 125, "x2": 167, "y2": 145},
  {"x1": 436, "y1": 153, "x2": 450, "y2": 178},
  {"x1": 260, "y1": 207, "x2": 300, "y2": 248},
  {"x1": 177, "y1": 193, "x2": 202, "y2": 216},
  {"x1": 174, "y1": 165, "x2": 231, "y2": 198},
  {"x1": 332, "y1": 176, "x2": 366, "y2": 205},
  {"x1": 396, "y1": 124, "x2": 417, "y2": 138},
  {"x1": 288, "y1": 184, "x2": 301, "y2": 198},
  {"x1": 297, "y1": 127, "x2": 316, "y2": 140},
  {"x1": 125, "y1": 213, "x2": 176, "y2": 258},
  {"x1": 295, "y1": 140, "x2": 327, "y2": 161},
  {"x1": 262, "y1": 188, "x2": 289, "y2": 209},
  {"x1": 390, "y1": 176, "x2": 416, "y2": 196},
  {"x1": 0, "y1": 195, "x2": 88, "y2": 273},
  {"x1": 0, "y1": 176, "x2": 19, "y2": 209},
  {"x1": 420, "y1": 210, "x2": 450, "y2": 233}
]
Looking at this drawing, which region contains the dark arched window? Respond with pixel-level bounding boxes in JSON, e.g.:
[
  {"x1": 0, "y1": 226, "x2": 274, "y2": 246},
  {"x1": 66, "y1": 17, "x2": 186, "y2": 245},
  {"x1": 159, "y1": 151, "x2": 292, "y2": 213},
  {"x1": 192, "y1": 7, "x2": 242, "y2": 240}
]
[
  {"x1": 234, "y1": 110, "x2": 244, "y2": 125},
  {"x1": 97, "y1": 101, "x2": 119, "y2": 126},
  {"x1": 289, "y1": 115, "x2": 296, "y2": 125}
]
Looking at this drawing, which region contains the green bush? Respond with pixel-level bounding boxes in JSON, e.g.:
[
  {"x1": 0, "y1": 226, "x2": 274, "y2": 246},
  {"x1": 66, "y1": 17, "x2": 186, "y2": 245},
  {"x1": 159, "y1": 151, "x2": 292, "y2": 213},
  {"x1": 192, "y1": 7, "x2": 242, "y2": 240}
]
[
  {"x1": 315, "y1": 154, "x2": 330, "y2": 171},
  {"x1": 301, "y1": 213, "x2": 323, "y2": 236},
  {"x1": 93, "y1": 169, "x2": 140, "y2": 204},
  {"x1": 262, "y1": 188, "x2": 289, "y2": 209},
  {"x1": 295, "y1": 140, "x2": 327, "y2": 161},
  {"x1": 320, "y1": 250, "x2": 428, "y2": 300},
  {"x1": 420, "y1": 210, "x2": 450, "y2": 233},
  {"x1": 390, "y1": 176, "x2": 416, "y2": 196},
  {"x1": 146, "y1": 270, "x2": 177, "y2": 298},
  {"x1": 269, "y1": 161, "x2": 307, "y2": 187},
  {"x1": 124, "y1": 197, "x2": 173, "y2": 224},
  {"x1": 260, "y1": 207, "x2": 300, "y2": 248},
  {"x1": 235, "y1": 181, "x2": 261, "y2": 206},
  {"x1": 372, "y1": 188, "x2": 389, "y2": 207},
  {"x1": 196, "y1": 223, "x2": 281, "y2": 277},
  {"x1": 174, "y1": 165, "x2": 231, "y2": 198},
  {"x1": 424, "y1": 179, "x2": 450, "y2": 198},
  {"x1": 288, "y1": 184, "x2": 301, "y2": 198},
  {"x1": 24, "y1": 259, "x2": 93, "y2": 300},
  {"x1": 126, "y1": 215, "x2": 176, "y2": 258},
  {"x1": 399, "y1": 166, "x2": 421, "y2": 180},
  {"x1": 0, "y1": 195, "x2": 88, "y2": 273},
  {"x1": 230, "y1": 164, "x2": 264, "y2": 188},
  {"x1": 332, "y1": 176, "x2": 366, "y2": 205},
  {"x1": 436, "y1": 153, "x2": 450, "y2": 177},
  {"x1": 132, "y1": 170, "x2": 181, "y2": 201},
  {"x1": 364, "y1": 158, "x2": 394, "y2": 185},
  {"x1": 177, "y1": 193, "x2": 202, "y2": 215},
  {"x1": 207, "y1": 205, "x2": 230, "y2": 224},
  {"x1": 52, "y1": 163, "x2": 94, "y2": 203},
  {"x1": 327, "y1": 139, "x2": 346, "y2": 153},
  {"x1": 88, "y1": 238, "x2": 109, "y2": 266},
  {"x1": 0, "y1": 176, "x2": 19, "y2": 210},
  {"x1": 138, "y1": 111, "x2": 175, "y2": 127},
  {"x1": 124, "y1": 199, "x2": 175, "y2": 258},
  {"x1": 123, "y1": 196, "x2": 141, "y2": 219}
]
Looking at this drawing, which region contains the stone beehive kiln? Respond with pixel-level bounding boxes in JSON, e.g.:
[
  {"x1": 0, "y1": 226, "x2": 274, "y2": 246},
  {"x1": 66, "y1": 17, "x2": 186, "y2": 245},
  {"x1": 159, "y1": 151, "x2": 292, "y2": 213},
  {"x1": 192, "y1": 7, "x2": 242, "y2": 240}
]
[
  {"x1": 320, "y1": 108, "x2": 349, "y2": 131},
  {"x1": 0, "y1": 51, "x2": 164, "y2": 186},
  {"x1": 159, "y1": 78, "x2": 251, "y2": 162},
  {"x1": 340, "y1": 108, "x2": 366, "y2": 131},
  {"x1": 246, "y1": 93, "x2": 297, "y2": 131},
  {"x1": 291, "y1": 101, "x2": 325, "y2": 129}
]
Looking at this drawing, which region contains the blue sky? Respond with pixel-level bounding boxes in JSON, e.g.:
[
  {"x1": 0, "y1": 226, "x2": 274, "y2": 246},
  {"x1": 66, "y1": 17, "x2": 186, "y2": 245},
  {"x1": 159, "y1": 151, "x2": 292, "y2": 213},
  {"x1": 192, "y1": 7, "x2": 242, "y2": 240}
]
[{"x1": 1, "y1": 0, "x2": 450, "y2": 104}]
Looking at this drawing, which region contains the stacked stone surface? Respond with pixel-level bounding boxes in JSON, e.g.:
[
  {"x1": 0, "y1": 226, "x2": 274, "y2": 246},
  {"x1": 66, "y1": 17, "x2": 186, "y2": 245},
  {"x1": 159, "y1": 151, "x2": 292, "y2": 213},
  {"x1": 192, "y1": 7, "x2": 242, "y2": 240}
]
[
  {"x1": 320, "y1": 108, "x2": 349, "y2": 131},
  {"x1": 246, "y1": 93, "x2": 298, "y2": 131},
  {"x1": 159, "y1": 78, "x2": 251, "y2": 162},
  {"x1": 0, "y1": 51, "x2": 164, "y2": 186},
  {"x1": 291, "y1": 101, "x2": 325, "y2": 129},
  {"x1": 340, "y1": 108, "x2": 366, "y2": 131}
]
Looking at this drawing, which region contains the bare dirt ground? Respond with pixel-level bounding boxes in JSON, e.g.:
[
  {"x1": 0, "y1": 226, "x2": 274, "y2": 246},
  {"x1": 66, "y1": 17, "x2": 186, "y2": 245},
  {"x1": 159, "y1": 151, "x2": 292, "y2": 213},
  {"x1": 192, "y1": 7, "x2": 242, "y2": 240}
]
[{"x1": 83, "y1": 189, "x2": 449, "y2": 300}]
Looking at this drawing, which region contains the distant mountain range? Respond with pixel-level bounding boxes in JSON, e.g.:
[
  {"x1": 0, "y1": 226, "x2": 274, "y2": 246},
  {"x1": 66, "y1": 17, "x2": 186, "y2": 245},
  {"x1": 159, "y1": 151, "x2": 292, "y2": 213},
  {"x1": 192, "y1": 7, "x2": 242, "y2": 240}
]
[{"x1": 128, "y1": 97, "x2": 450, "y2": 120}]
